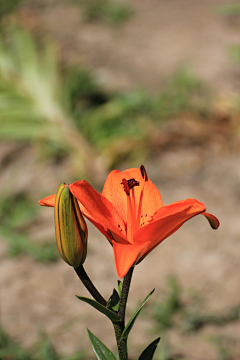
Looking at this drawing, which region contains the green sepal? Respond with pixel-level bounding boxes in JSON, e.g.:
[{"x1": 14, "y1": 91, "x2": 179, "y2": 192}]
[
  {"x1": 118, "y1": 280, "x2": 123, "y2": 296},
  {"x1": 121, "y1": 289, "x2": 155, "y2": 340},
  {"x1": 107, "y1": 288, "x2": 120, "y2": 311},
  {"x1": 87, "y1": 329, "x2": 117, "y2": 360},
  {"x1": 138, "y1": 337, "x2": 161, "y2": 360},
  {"x1": 76, "y1": 296, "x2": 120, "y2": 323}
]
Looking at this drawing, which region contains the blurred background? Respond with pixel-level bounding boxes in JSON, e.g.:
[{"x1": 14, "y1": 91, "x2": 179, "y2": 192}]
[{"x1": 0, "y1": 0, "x2": 240, "y2": 359}]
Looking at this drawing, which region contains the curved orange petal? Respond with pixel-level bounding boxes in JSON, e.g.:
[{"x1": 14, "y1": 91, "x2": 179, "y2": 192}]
[
  {"x1": 70, "y1": 180, "x2": 127, "y2": 243},
  {"x1": 112, "y1": 241, "x2": 150, "y2": 278},
  {"x1": 202, "y1": 212, "x2": 220, "y2": 229},
  {"x1": 102, "y1": 168, "x2": 163, "y2": 223},
  {"x1": 39, "y1": 194, "x2": 56, "y2": 207},
  {"x1": 134, "y1": 199, "x2": 208, "y2": 262}
]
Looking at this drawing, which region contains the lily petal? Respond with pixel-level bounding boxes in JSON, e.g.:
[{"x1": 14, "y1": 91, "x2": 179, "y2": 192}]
[
  {"x1": 70, "y1": 180, "x2": 127, "y2": 243},
  {"x1": 134, "y1": 199, "x2": 208, "y2": 262},
  {"x1": 202, "y1": 212, "x2": 219, "y2": 229},
  {"x1": 102, "y1": 168, "x2": 163, "y2": 223},
  {"x1": 39, "y1": 194, "x2": 56, "y2": 207},
  {"x1": 113, "y1": 241, "x2": 150, "y2": 278}
]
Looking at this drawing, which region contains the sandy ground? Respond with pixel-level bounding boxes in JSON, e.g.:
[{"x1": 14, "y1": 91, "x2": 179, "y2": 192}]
[{"x1": 1, "y1": 0, "x2": 240, "y2": 359}]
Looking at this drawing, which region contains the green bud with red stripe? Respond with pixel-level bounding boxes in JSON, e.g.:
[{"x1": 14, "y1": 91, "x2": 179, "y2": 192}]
[{"x1": 54, "y1": 183, "x2": 88, "y2": 267}]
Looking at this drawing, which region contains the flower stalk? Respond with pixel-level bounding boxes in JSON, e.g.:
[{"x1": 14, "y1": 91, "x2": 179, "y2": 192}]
[
  {"x1": 74, "y1": 265, "x2": 107, "y2": 307},
  {"x1": 113, "y1": 266, "x2": 134, "y2": 360}
]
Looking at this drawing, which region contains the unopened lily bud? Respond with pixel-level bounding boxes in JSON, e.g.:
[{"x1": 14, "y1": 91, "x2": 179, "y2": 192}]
[{"x1": 54, "y1": 183, "x2": 88, "y2": 268}]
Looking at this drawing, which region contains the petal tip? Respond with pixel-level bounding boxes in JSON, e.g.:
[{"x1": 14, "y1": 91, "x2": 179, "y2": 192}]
[
  {"x1": 202, "y1": 212, "x2": 220, "y2": 229},
  {"x1": 38, "y1": 194, "x2": 56, "y2": 207}
]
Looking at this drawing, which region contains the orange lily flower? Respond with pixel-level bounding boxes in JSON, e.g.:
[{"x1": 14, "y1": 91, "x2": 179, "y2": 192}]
[{"x1": 39, "y1": 166, "x2": 219, "y2": 278}]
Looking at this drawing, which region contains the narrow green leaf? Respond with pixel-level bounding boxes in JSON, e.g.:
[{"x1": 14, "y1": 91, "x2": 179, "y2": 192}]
[
  {"x1": 121, "y1": 289, "x2": 155, "y2": 340},
  {"x1": 87, "y1": 329, "x2": 117, "y2": 360},
  {"x1": 138, "y1": 337, "x2": 161, "y2": 360},
  {"x1": 118, "y1": 280, "x2": 123, "y2": 296},
  {"x1": 76, "y1": 296, "x2": 120, "y2": 323}
]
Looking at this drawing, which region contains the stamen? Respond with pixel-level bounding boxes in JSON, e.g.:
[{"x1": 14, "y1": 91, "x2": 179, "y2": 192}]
[
  {"x1": 122, "y1": 178, "x2": 130, "y2": 196},
  {"x1": 121, "y1": 177, "x2": 141, "y2": 241},
  {"x1": 136, "y1": 167, "x2": 148, "y2": 230},
  {"x1": 140, "y1": 165, "x2": 148, "y2": 181},
  {"x1": 131, "y1": 186, "x2": 136, "y2": 230},
  {"x1": 126, "y1": 179, "x2": 140, "y2": 189}
]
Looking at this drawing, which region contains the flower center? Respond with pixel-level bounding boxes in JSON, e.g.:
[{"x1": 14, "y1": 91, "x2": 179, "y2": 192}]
[{"x1": 121, "y1": 165, "x2": 148, "y2": 242}]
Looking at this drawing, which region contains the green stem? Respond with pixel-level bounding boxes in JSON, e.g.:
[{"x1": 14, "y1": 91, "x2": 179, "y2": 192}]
[
  {"x1": 114, "y1": 266, "x2": 134, "y2": 360},
  {"x1": 74, "y1": 265, "x2": 107, "y2": 306}
]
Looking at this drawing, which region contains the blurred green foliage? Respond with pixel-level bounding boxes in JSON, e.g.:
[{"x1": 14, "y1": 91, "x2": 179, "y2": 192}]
[
  {"x1": 0, "y1": 26, "x2": 98, "y2": 177},
  {"x1": 0, "y1": 192, "x2": 37, "y2": 228},
  {"x1": 182, "y1": 304, "x2": 240, "y2": 332},
  {"x1": 0, "y1": 0, "x2": 25, "y2": 19},
  {"x1": 0, "y1": 27, "x2": 69, "y2": 147},
  {"x1": 0, "y1": 24, "x2": 202, "y2": 169},
  {"x1": 152, "y1": 68, "x2": 200, "y2": 119},
  {"x1": 217, "y1": 2, "x2": 240, "y2": 77},
  {"x1": 0, "y1": 328, "x2": 86, "y2": 360},
  {"x1": 69, "y1": 67, "x2": 201, "y2": 167},
  {"x1": 154, "y1": 276, "x2": 240, "y2": 333},
  {"x1": 0, "y1": 192, "x2": 58, "y2": 262},
  {"x1": 154, "y1": 276, "x2": 182, "y2": 331},
  {"x1": 0, "y1": 327, "x2": 33, "y2": 360},
  {"x1": 82, "y1": 0, "x2": 133, "y2": 25},
  {"x1": 73, "y1": 90, "x2": 149, "y2": 146},
  {"x1": 214, "y1": 1, "x2": 240, "y2": 16},
  {"x1": 150, "y1": 277, "x2": 240, "y2": 359},
  {"x1": 208, "y1": 335, "x2": 236, "y2": 360},
  {"x1": 229, "y1": 45, "x2": 240, "y2": 64}
]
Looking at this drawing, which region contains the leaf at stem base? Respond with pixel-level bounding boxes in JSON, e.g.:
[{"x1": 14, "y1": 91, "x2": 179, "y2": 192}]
[
  {"x1": 138, "y1": 337, "x2": 161, "y2": 360},
  {"x1": 76, "y1": 296, "x2": 120, "y2": 323},
  {"x1": 87, "y1": 329, "x2": 117, "y2": 360}
]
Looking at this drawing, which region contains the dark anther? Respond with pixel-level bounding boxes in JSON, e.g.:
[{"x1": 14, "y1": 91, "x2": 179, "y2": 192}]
[
  {"x1": 127, "y1": 178, "x2": 139, "y2": 189},
  {"x1": 145, "y1": 214, "x2": 147, "y2": 217},
  {"x1": 118, "y1": 225, "x2": 120, "y2": 227},
  {"x1": 140, "y1": 165, "x2": 148, "y2": 181},
  {"x1": 122, "y1": 178, "x2": 130, "y2": 196},
  {"x1": 141, "y1": 215, "x2": 143, "y2": 218},
  {"x1": 121, "y1": 178, "x2": 139, "y2": 191}
]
